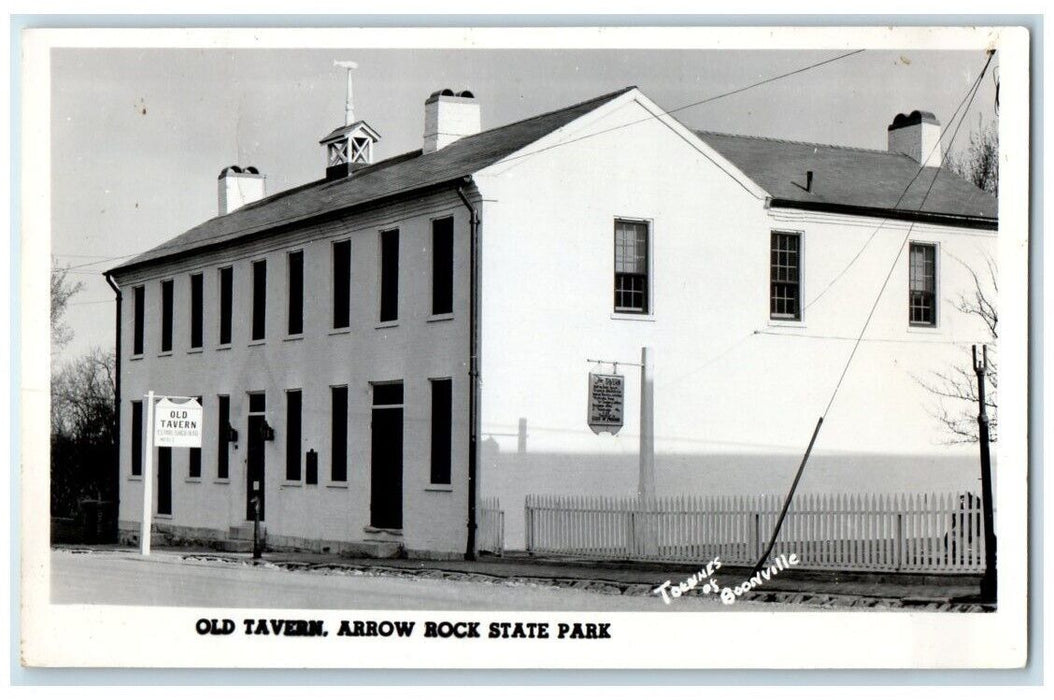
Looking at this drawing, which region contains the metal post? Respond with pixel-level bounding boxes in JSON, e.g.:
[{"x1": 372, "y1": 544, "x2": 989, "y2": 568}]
[
  {"x1": 140, "y1": 390, "x2": 154, "y2": 556},
  {"x1": 974, "y1": 345, "x2": 997, "y2": 603},
  {"x1": 252, "y1": 493, "x2": 262, "y2": 560}
]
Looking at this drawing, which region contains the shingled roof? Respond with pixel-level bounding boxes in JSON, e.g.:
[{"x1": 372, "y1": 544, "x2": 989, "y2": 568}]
[
  {"x1": 109, "y1": 86, "x2": 637, "y2": 276},
  {"x1": 109, "y1": 87, "x2": 998, "y2": 277},
  {"x1": 695, "y1": 130, "x2": 997, "y2": 228}
]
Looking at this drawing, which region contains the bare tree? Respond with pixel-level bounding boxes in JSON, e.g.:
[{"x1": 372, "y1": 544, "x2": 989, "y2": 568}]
[
  {"x1": 51, "y1": 347, "x2": 117, "y2": 516},
  {"x1": 918, "y1": 254, "x2": 998, "y2": 444},
  {"x1": 917, "y1": 118, "x2": 999, "y2": 444},
  {"x1": 51, "y1": 264, "x2": 84, "y2": 350},
  {"x1": 950, "y1": 116, "x2": 998, "y2": 196}
]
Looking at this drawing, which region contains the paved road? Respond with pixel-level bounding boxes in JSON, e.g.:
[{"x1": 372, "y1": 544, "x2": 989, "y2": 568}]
[{"x1": 50, "y1": 549, "x2": 791, "y2": 611}]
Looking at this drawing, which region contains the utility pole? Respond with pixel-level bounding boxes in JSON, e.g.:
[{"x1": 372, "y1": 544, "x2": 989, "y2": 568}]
[{"x1": 974, "y1": 344, "x2": 997, "y2": 604}]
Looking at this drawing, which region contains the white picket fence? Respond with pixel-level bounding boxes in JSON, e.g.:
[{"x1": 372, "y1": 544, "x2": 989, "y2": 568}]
[
  {"x1": 523, "y1": 492, "x2": 985, "y2": 573},
  {"x1": 478, "y1": 496, "x2": 505, "y2": 556}
]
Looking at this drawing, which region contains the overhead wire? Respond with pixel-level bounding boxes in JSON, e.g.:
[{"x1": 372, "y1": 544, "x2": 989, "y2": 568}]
[
  {"x1": 820, "y1": 50, "x2": 993, "y2": 420},
  {"x1": 801, "y1": 58, "x2": 997, "y2": 314},
  {"x1": 79, "y1": 50, "x2": 868, "y2": 269}
]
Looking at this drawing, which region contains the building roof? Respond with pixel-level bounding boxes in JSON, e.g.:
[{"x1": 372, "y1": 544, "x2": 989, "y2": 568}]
[
  {"x1": 109, "y1": 86, "x2": 637, "y2": 276},
  {"x1": 109, "y1": 87, "x2": 998, "y2": 277},
  {"x1": 695, "y1": 130, "x2": 998, "y2": 226}
]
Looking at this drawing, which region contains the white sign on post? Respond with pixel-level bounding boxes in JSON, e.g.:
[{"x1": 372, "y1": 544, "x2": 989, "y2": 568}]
[{"x1": 155, "y1": 397, "x2": 203, "y2": 447}]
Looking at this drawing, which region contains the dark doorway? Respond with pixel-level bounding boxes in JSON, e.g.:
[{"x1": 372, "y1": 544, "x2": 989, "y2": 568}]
[
  {"x1": 157, "y1": 447, "x2": 172, "y2": 515},
  {"x1": 370, "y1": 383, "x2": 403, "y2": 529},
  {"x1": 247, "y1": 395, "x2": 266, "y2": 521}
]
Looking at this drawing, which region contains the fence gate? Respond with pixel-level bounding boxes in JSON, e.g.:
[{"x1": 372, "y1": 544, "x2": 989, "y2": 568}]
[{"x1": 478, "y1": 497, "x2": 505, "y2": 556}]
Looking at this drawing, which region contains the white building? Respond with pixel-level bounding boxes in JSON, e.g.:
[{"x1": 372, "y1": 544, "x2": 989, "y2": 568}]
[{"x1": 107, "y1": 87, "x2": 997, "y2": 557}]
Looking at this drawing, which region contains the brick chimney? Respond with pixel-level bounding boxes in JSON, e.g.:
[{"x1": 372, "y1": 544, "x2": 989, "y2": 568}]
[
  {"x1": 887, "y1": 110, "x2": 943, "y2": 168},
  {"x1": 423, "y1": 89, "x2": 480, "y2": 153},
  {"x1": 218, "y1": 166, "x2": 265, "y2": 216}
]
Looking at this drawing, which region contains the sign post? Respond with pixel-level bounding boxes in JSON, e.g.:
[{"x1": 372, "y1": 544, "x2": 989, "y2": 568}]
[
  {"x1": 639, "y1": 346, "x2": 655, "y2": 503},
  {"x1": 140, "y1": 393, "x2": 203, "y2": 556},
  {"x1": 586, "y1": 347, "x2": 656, "y2": 556},
  {"x1": 140, "y1": 390, "x2": 155, "y2": 556}
]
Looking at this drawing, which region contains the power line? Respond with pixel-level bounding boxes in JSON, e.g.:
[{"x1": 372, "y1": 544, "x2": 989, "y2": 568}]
[
  {"x1": 98, "y1": 50, "x2": 868, "y2": 269},
  {"x1": 753, "y1": 329, "x2": 985, "y2": 345},
  {"x1": 802, "y1": 61, "x2": 997, "y2": 314},
  {"x1": 820, "y1": 51, "x2": 994, "y2": 420},
  {"x1": 498, "y1": 50, "x2": 866, "y2": 165}
]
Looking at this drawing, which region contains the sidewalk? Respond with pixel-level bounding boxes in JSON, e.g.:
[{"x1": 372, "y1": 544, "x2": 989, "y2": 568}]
[{"x1": 58, "y1": 544, "x2": 990, "y2": 611}]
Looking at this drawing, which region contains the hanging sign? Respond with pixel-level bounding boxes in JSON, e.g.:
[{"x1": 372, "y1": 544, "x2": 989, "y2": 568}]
[
  {"x1": 155, "y1": 397, "x2": 203, "y2": 447},
  {"x1": 587, "y1": 373, "x2": 624, "y2": 435}
]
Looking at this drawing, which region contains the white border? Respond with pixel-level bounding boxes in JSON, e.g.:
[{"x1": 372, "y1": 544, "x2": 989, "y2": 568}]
[{"x1": 19, "y1": 25, "x2": 1031, "y2": 670}]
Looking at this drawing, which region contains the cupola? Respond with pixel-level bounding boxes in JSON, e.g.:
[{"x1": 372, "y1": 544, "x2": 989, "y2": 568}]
[{"x1": 322, "y1": 60, "x2": 380, "y2": 179}]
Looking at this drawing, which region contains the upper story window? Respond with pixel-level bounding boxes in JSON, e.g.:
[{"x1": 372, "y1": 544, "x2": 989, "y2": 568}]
[
  {"x1": 190, "y1": 273, "x2": 204, "y2": 349},
  {"x1": 614, "y1": 219, "x2": 649, "y2": 314},
  {"x1": 379, "y1": 229, "x2": 399, "y2": 323},
  {"x1": 132, "y1": 285, "x2": 145, "y2": 356},
  {"x1": 160, "y1": 279, "x2": 174, "y2": 352},
  {"x1": 770, "y1": 231, "x2": 801, "y2": 321},
  {"x1": 432, "y1": 217, "x2": 454, "y2": 315},
  {"x1": 333, "y1": 240, "x2": 351, "y2": 329},
  {"x1": 288, "y1": 251, "x2": 304, "y2": 336},
  {"x1": 219, "y1": 267, "x2": 233, "y2": 345},
  {"x1": 251, "y1": 259, "x2": 267, "y2": 341},
  {"x1": 909, "y1": 242, "x2": 938, "y2": 327}
]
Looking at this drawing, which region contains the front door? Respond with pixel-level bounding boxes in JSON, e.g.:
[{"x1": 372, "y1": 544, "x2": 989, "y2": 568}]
[
  {"x1": 247, "y1": 414, "x2": 266, "y2": 521},
  {"x1": 370, "y1": 383, "x2": 403, "y2": 529}
]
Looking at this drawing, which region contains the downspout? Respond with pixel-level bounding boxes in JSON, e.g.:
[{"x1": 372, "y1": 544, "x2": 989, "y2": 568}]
[
  {"x1": 456, "y1": 181, "x2": 480, "y2": 561},
  {"x1": 104, "y1": 273, "x2": 122, "y2": 543}
]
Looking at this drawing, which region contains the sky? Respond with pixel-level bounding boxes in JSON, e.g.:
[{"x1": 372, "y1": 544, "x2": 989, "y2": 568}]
[{"x1": 49, "y1": 46, "x2": 999, "y2": 363}]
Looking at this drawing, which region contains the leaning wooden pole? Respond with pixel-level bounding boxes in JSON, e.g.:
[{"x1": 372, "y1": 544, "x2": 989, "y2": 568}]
[{"x1": 754, "y1": 416, "x2": 824, "y2": 571}]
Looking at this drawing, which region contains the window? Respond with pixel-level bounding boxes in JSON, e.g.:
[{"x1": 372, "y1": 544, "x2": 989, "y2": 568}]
[
  {"x1": 770, "y1": 231, "x2": 801, "y2": 321},
  {"x1": 380, "y1": 229, "x2": 399, "y2": 322},
  {"x1": 333, "y1": 240, "x2": 351, "y2": 329},
  {"x1": 160, "y1": 280, "x2": 173, "y2": 352},
  {"x1": 286, "y1": 390, "x2": 302, "y2": 481},
  {"x1": 131, "y1": 400, "x2": 143, "y2": 476},
  {"x1": 189, "y1": 395, "x2": 202, "y2": 478},
  {"x1": 432, "y1": 217, "x2": 454, "y2": 315},
  {"x1": 219, "y1": 267, "x2": 233, "y2": 345},
  {"x1": 430, "y1": 379, "x2": 452, "y2": 485},
  {"x1": 909, "y1": 242, "x2": 937, "y2": 326},
  {"x1": 331, "y1": 386, "x2": 348, "y2": 482},
  {"x1": 132, "y1": 286, "x2": 145, "y2": 355},
  {"x1": 252, "y1": 260, "x2": 267, "y2": 341},
  {"x1": 217, "y1": 395, "x2": 230, "y2": 479},
  {"x1": 614, "y1": 220, "x2": 649, "y2": 313},
  {"x1": 249, "y1": 392, "x2": 266, "y2": 413},
  {"x1": 190, "y1": 273, "x2": 204, "y2": 349},
  {"x1": 288, "y1": 251, "x2": 304, "y2": 336}
]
